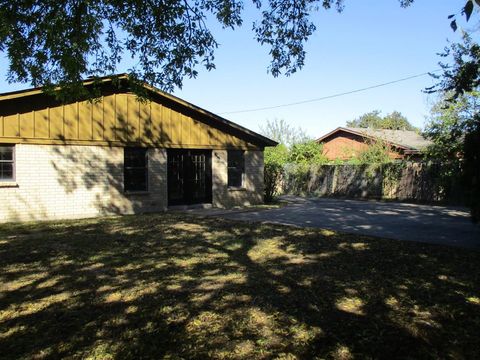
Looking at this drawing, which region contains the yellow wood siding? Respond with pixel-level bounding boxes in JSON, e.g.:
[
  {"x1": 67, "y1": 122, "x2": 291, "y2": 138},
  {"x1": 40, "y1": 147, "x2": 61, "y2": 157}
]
[
  {"x1": 79, "y1": 100, "x2": 92, "y2": 140},
  {"x1": 92, "y1": 100, "x2": 104, "y2": 140},
  {"x1": 139, "y1": 100, "x2": 151, "y2": 142},
  {"x1": 0, "y1": 92, "x2": 257, "y2": 149},
  {"x1": 4, "y1": 114, "x2": 19, "y2": 137},
  {"x1": 64, "y1": 102, "x2": 78, "y2": 140},
  {"x1": 36, "y1": 108, "x2": 50, "y2": 138},
  {"x1": 50, "y1": 106, "x2": 64, "y2": 140},
  {"x1": 20, "y1": 112, "x2": 34, "y2": 138},
  {"x1": 102, "y1": 95, "x2": 115, "y2": 141}
]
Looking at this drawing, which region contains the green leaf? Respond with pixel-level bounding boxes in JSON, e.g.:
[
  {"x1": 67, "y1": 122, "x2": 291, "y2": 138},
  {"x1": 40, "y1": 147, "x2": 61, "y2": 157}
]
[
  {"x1": 451, "y1": 20, "x2": 458, "y2": 31},
  {"x1": 464, "y1": 0, "x2": 474, "y2": 21}
]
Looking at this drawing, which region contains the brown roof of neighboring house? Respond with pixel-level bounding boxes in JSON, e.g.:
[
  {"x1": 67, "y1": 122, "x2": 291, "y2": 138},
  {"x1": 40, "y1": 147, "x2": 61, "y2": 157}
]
[{"x1": 316, "y1": 127, "x2": 432, "y2": 153}]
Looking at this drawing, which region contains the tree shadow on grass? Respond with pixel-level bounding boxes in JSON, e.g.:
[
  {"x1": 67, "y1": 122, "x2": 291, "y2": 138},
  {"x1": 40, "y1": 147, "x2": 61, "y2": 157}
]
[{"x1": 0, "y1": 214, "x2": 479, "y2": 359}]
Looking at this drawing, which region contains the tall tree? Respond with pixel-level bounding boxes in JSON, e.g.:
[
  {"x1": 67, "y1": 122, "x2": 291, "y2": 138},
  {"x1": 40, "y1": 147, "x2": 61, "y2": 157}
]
[
  {"x1": 427, "y1": 31, "x2": 480, "y2": 222},
  {"x1": 0, "y1": 0, "x2": 468, "y2": 98},
  {"x1": 259, "y1": 119, "x2": 309, "y2": 147},
  {"x1": 425, "y1": 91, "x2": 479, "y2": 161},
  {"x1": 383, "y1": 111, "x2": 418, "y2": 131},
  {"x1": 346, "y1": 110, "x2": 382, "y2": 129},
  {"x1": 346, "y1": 110, "x2": 418, "y2": 131}
]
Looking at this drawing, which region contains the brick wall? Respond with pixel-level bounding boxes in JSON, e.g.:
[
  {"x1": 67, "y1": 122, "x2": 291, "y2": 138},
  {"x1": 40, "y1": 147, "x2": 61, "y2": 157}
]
[
  {"x1": 0, "y1": 144, "x2": 168, "y2": 223},
  {"x1": 321, "y1": 132, "x2": 403, "y2": 160},
  {"x1": 0, "y1": 145, "x2": 266, "y2": 223},
  {"x1": 212, "y1": 150, "x2": 264, "y2": 208}
]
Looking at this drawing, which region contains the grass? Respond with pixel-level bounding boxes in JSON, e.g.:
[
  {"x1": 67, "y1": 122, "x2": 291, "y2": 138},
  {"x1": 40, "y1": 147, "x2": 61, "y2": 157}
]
[{"x1": 0, "y1": 213, "x2": 479, "y2": 359}]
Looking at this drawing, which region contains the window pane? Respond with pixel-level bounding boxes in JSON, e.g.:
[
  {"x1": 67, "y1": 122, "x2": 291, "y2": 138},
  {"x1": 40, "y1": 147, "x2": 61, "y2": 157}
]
[
  {"x1": 125, "y1": 148, "x2": 146, "y2": 168},
  {"x1": 0, "y1": 147, "x2": 13, "y2": 161},
  {"x1": 227, "y1": 150, "x2": 244, "y2": 187},
  {"x1": 228, "y1": 169, "x2": 242, "y2": 187},
  {"x1": 0, "y1": 163, "x2": 13, "y2": 180},
  {"x1": 124, "y1": 148, "x2": 148, "y2": 191},
  {"x1": 125, "y1": 169, "x2": 147, "y2": 192},
  {"x1": 228, "y1": 150, "x2": 243, "y2": 168}
]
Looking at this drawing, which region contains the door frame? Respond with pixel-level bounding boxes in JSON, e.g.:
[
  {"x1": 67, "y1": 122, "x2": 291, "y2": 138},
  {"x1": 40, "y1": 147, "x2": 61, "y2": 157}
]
[{"x1": 167, "y1": 149, "x2": 212, "y2": 206}]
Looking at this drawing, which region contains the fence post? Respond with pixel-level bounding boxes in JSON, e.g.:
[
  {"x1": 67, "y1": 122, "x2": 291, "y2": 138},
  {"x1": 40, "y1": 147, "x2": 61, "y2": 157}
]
[{"x1": 331, "y1": 165, "x2": 338, "y2": 195}]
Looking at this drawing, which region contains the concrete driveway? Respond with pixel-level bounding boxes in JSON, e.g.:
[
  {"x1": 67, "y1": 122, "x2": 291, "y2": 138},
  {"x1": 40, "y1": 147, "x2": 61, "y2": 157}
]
[{"x1": 199, "y1": 196, "x2": 480, "y2": 249}]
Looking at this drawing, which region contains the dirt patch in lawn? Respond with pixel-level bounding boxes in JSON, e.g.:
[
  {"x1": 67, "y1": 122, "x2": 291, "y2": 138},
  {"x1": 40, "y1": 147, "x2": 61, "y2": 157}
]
[{"x1": 0, "y1": 214, "x2": 479, "y2": 359}]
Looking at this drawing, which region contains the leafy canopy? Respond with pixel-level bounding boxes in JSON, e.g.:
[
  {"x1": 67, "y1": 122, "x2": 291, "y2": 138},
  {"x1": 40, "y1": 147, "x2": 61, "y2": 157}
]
[
  {"x1": 0, "y1": 0, "x2": 418, "y2": 96},
  {"x1": 259, "y1": 119, "x2": 310, "y2": 148},
  {"x1": 346, "y1": 110, "x2": 419, "y2": 131},
  {"x1": 351, "y1": 140, "x2": 393, "y2": 165},
  {"x1": 264, "y1": 143, "x2": 289, "y2": 166},
  {"x1": 424, "y1": 91, "x2": 479, "y2": 161},
  {"x1": 427, "y1": 32, "x2": 480, "y2": 98},
  {"x1": 426, "y1": 30, "x2": 480, "y2": 222},
  {"x1": 263, "y1": 140, "x2": 326, "y2": 202},
  {"x1": 288, "y1": 141, "x2": 327, "y2": 165}
]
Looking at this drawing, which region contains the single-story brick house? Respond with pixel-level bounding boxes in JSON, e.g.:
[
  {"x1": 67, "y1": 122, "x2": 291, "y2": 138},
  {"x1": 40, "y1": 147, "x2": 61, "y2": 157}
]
[
  {"x1": 316, "y1": 127, "x2": 432, "y2": 161},
  {"x1": 0, "y1": 75, "x2": 277, "y2": 223}
]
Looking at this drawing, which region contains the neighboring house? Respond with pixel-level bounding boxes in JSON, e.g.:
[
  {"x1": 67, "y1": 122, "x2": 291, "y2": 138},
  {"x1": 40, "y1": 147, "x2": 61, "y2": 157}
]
[
  {"x1": 0, "y1": 75, "x2": 277, "y2": 223},
  {"x1": 316, "y1": 127, "x2": 432, "y2": 161}
]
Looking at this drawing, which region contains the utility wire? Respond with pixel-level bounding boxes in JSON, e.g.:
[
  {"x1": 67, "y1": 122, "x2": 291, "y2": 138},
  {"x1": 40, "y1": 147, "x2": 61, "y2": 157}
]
[{"x1": 219, "y1": 69, "x2": 443, "y2": 115}]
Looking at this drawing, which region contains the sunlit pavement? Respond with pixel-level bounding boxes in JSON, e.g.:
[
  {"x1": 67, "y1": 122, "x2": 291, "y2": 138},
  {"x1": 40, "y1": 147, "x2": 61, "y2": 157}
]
[{"x1": 191, "y1": 196, "x2": 480, "y2": 249}]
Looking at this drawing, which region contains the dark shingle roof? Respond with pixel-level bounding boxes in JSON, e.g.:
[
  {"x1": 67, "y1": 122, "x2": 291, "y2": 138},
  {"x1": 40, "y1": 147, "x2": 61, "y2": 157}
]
[
  {"x1": 316, "y1": 127, "x2": 432, "y2": 152},
  {"x1": 345, "y1": 127, "x2": 432, "y2": 150}
]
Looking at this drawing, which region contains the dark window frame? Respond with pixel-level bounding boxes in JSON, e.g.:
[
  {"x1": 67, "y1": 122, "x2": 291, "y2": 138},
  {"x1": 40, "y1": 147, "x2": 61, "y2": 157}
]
[
  {"x1": 227, "y1": 150, "x2": 245, "y2": 188},
  {"x1": 0, "y1": 145, "x2": 15, "y2": 182},
  {"x1": 124, "y1": 147, "x2": 148, "y2": 193}
]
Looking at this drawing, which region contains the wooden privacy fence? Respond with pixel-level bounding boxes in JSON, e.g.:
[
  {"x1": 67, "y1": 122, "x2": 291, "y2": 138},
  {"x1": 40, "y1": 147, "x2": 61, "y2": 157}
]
[{"x1": 281, "y1": 162, "x2": 465, "y2": 204}]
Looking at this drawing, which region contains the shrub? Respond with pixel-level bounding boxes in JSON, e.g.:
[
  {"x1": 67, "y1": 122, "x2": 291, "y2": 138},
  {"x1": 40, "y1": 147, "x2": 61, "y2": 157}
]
[
  {"x1": 288, "y1": 140, "x2": 327, "y2": 165},
  {"x1": 349, "y1": 139, "x2": 392, "y2": 164},
  {"x1": 264, "y1": 162, "x2": 284, "y2": 202},
  {"x1": 264, "y1": 144, "x2": 288, "y2": 202}
]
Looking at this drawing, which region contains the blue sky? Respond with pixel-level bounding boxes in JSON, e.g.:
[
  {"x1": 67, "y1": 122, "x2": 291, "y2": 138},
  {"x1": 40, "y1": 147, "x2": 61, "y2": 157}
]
[{"x1": 0, "y1": 0, "x2": 475, "y2": 138}]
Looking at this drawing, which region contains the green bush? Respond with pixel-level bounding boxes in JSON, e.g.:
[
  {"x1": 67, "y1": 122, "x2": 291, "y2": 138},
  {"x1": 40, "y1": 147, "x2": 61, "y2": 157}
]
[
  {"x1": 354, "y1": 140, "x2": 392, "y2": 164},
  {"x1": 264, "y1": 141, "x2": 328, "y2": 202},
  {"x1": 264, "y1": 162, "x2": 284, "y2": 202},
  {"x1": 264, "y1": 144, "x2": 288, "y2": 202},
  {"x1": 288, "y1": 140, "x2": 327, "y2": 165}
]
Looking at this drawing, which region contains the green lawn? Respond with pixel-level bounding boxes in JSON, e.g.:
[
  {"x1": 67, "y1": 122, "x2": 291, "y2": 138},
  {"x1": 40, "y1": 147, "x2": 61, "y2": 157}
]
[{"x1": 0, "y1": 214, "x2": 479, "y2": 359}]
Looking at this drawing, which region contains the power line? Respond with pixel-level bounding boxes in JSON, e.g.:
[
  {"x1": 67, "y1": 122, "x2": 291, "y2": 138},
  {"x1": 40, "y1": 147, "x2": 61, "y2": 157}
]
[{"x1": 219, "y1": 69, "x2": 442, "y2": 115}]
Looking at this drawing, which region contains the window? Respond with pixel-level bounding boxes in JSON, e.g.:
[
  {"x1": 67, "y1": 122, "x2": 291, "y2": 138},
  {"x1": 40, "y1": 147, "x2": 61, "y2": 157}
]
[
  {"x1": 227, "y1": 150, "x2": 244, "y2": 188},
  {"x1": 124, "y1": 147, "x2": 148, "y2": 192},
  {"x1": 0, "y1": 145, "x2": 15, "y2": 182}
]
